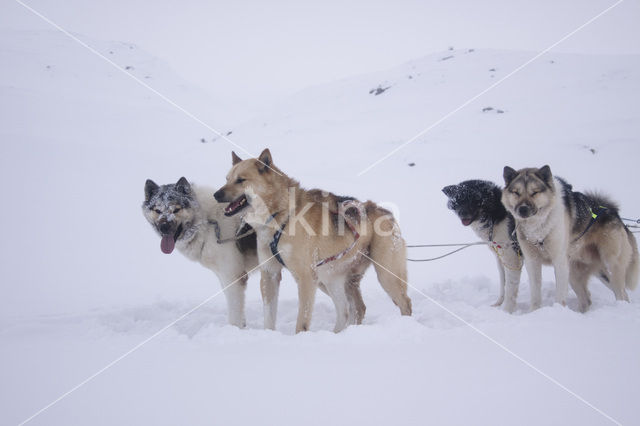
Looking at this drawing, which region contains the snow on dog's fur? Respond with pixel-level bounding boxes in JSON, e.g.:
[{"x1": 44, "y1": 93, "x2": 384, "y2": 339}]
[
  {"x1": 142, "y1": 177, "x2": 260, "y2": 327},
  {"x1": 502, "y1": 165, "x2": 639, "y2": 312},
  {"x1": 214, "y1": 149, "x2": 412, "y2": 333},
  {"x1": 443, "y1": 180, "x2": 522, "y2": 313}
]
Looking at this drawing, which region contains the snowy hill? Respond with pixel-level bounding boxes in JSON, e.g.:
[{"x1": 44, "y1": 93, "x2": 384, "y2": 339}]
[
  {"x1": 227, "y1": 47, "x2": 640, "y2": 180},
  {"x1": 1, "y1": 30, "x2": 639, "y2": 426},
  {"x1": 225, "y1": 47, "x2": 640, "y2": 282},
  {"x1": 0, "y1": 30, "x2": 241, "y2": 317}
]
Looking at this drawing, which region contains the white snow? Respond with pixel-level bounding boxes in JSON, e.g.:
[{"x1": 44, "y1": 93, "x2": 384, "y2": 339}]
[{"x1": 1, "y1": 4, "x2": 640, "y2": 426}]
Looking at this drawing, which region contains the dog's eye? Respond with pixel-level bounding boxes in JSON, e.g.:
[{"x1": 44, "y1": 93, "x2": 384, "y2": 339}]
[
  {"x1": 173, "y1": 208, "x2": 181, "y2": 214},
  {"x1": 531, "y1": 191, "x2": 539, "y2": 197},
  {"x1": 235, "y1": 177, "x2": 246, "y2": 184},
  {"x1": 154, "y1": 209, "x2": 162, "y2": 214},
  {"x1": 511, "y1": 191, "x2": 520, "y2": 196}
]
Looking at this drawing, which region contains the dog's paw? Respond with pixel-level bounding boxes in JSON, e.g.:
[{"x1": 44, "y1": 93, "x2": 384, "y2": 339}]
[
  {"x1": 491, "y1": 297, "x2": 504, "y2": 307},
  {"x1": 502, "y1": 301, "x2": 516, "y2": 314},
  {"x1": 230, "y1": 320, "x2": 247, "y2": 329},
  {"x1": 577, "y1": 303, "x2": 590, "y2": 313}
]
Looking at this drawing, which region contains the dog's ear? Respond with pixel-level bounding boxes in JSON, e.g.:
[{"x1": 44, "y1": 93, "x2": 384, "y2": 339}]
[
  {"x1": 503, "y1": 166, "x2": 518, "y2": 186},
  {"x1": 232, "y1": 151, "x2": 243, "y2": 165},
  {"x1": 175, "y1": 177, "x2": 191, "y2": 194},
  {"x1": 536, "y1": 165, "x2": 552, "y2": 184},
  {"x1": 145, "y1": 179, "x2": 159, "y2": 201},
  {"x1": 442, "y1": 185, "x2": 458, "y2": 198},
  {"x1": 257, "y1": 148, "x2": 272, "y2": 173}
]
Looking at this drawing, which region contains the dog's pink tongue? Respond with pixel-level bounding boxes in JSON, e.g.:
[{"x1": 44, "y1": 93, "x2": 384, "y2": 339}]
[{"x1": 161, "y1": 235, "x2": 175, "y2": 254}]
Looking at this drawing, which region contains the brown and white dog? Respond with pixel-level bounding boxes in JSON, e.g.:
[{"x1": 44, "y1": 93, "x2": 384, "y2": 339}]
[
  {"x1": 502, "y1": 165, "x2": 638, "y2": 311},
  {"x1": 214, "y1": 149, "x2": 412, "y2": 332}
]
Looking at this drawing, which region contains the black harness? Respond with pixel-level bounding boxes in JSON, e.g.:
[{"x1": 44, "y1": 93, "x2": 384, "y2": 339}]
[
  {"x1": 574, "y1": 206, "x2": 608, "y2": 242},
  {"x1": 266, "y1": 203, "x2": 362, "y2": 268},
  {"x1": 268, "y1": 212, "x2": 289, "y2": 266},
  {"x1": 511, "y1": 207, "x2": 607, "y2": 247}
]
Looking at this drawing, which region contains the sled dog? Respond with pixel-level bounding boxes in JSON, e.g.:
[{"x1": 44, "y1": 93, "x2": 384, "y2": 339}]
[
  {"x1": 214, "y1": 149, "x2": 412, "y2": 333},
  {"x1": 502, "y1": 165, "x2": 639, "y2": 311},
  {"x1": 443, "y1": 180, "x2": 522, "y2": 312},
  {"x1": 142, "y1": 177, "x2": 261, "y2": 327}
]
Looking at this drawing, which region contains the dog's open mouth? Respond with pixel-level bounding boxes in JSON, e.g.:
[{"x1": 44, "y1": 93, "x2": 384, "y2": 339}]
[
  {"x1": 160, "y1": 224, "x2": 183, "y2": 254},
  {"x1": 461, "y1": 217, "x2": 475, "y2": 226},
  {"x1": 224, "y1": 194, "x2": 248, "y2": 216}
]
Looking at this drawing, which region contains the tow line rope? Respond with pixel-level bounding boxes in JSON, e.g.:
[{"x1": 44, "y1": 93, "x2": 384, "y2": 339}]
[
  {"x1": 212, "y1": 214, "x2": 640, "y2": 259},
  {"x1": 622, "y1": 217, "x2": 640, "y2": 234},
  {"x1": 407, "y1": 241, "x2": 521, "y2": 269},
  {"x1": 407, "y1": 241, "x2": 490, "y2": 262},
  {"x1": 622, "y1": 217, "x2": 640, "y2": 224},
  {"x1": 209, "y1": 220, "x2": 256, "y2": 244},
  {"x1": 408, "y1": 214, "x2": 640, "y2": 262}
]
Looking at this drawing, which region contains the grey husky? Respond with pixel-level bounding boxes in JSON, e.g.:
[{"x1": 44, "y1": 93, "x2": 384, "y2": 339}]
[
  {"x1": 443, "y1": 180, "x2": 522, "y2": 312},
  {"x1": 502, "y1": 165, "x2": 639, "y2": 311},
  {"x1": 142, "y1": 177, "x2": 260, "y2": 327}
]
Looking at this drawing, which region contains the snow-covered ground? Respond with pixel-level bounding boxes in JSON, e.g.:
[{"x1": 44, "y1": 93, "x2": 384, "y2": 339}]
[{"x1": 2, "y1": 10, "x2": 640, "y2": 426}]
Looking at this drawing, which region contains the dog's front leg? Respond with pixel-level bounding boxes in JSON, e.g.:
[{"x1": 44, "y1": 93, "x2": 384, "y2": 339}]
[
  {"x1": 260, "y1": 267, "x2": 282, "y2": 330},
  {"x1": 216, "y1": 271, "x2": 247, "y2": 328},
  {"x1": 546, "y1": 239, "x2": 569, "y2": 306},
  {"x1": 552, "y1": 255, "x2": 570, "y2": 306},
  {"x1": 492, "y1": 255, "x2": 506, "y2": 307},
  {"x1": 295, "y1": 272, "x2": 318, "y2": 333},
  {"x1": 523, "y1": 255, "x2": 542, "y2": 311},
  {"x1": 502, "y1": 267, "x2": 521, "y2": 313},
  {"x1": 227, "y1": 274, "x2": 248, "y2": 328}
]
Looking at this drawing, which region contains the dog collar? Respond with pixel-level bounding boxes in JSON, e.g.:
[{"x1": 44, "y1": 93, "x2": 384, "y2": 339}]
[{"x1": 209, "y1": 219, "x2": 256, "y2": 244}]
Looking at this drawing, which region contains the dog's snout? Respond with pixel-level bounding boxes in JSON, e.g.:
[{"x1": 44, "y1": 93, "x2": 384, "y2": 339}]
[
  {"x1": 518, "y1": 205, "x2": 531, "y2": 218},
  {"x1": 213, "y1": 189, "x2": 225, "y2": 202},
  {"x1": 159, "y1": 222, "x2": 172, "y2": 234}
]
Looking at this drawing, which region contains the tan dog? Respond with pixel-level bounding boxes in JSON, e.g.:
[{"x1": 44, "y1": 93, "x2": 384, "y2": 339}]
[
  {"x1": 214, "y1": 149, "x2": 412, "y2": 332},
  {"x1": 502, "y1": 165, "x2": 638, "y2": 311}
]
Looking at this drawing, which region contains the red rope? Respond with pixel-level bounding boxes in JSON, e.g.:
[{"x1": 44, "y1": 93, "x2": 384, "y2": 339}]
[{"x1": 315, "y1": 201, "x2": 361, "y2": 267}]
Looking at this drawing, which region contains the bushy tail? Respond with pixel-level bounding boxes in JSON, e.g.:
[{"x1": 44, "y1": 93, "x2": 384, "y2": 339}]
[
  {"x1": 626, "y1": 228, "x2": 639, "y2": 290},
  {"x1": 365, "y1": 203, "x2": 412, "y2": 315}
]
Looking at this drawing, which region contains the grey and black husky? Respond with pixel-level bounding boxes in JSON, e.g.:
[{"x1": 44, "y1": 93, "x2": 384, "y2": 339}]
[
  {"x1": 502, "y1": 165, "x2": 639, "y2": 311},
  {"x1": 142, "y1": 177, "x2": 260, "y2": 327},
  {"x1": 443, "y1": 180, "x2": 522, "y2": 312}
]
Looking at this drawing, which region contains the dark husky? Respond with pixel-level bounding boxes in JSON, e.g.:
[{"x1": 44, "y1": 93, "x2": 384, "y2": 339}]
[
  {"x1": 502, "y1": 165, "x2": 639, "y2": 311},
  {"x1": 142, "y1": 177, "x2": 259, "y2": 327},
  {"x1": 443, "y1": 180, "x2": 522, "y2": 312}
]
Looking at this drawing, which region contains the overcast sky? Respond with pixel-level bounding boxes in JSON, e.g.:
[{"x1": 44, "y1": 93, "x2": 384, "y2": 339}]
[{"x1": 4, "y1": 0, "x2": 638, "y2": 122}]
